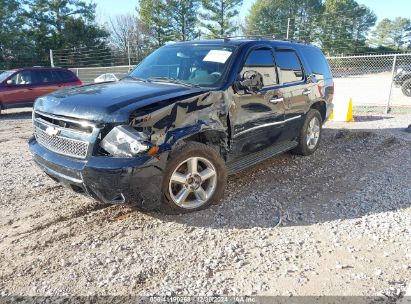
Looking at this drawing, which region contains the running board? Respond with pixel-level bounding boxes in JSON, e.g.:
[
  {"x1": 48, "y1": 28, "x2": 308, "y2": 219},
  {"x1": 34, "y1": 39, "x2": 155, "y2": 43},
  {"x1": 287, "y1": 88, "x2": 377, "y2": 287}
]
[{"x1": 227, "y1": 141, "x2": 298, "y2": 175}]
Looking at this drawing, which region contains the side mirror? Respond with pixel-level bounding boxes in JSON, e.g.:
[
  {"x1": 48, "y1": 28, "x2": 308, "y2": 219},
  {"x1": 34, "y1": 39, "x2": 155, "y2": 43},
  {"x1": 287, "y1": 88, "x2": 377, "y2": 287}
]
[
  {"x1": 6, "y1": 79, "x2": 14, "y2": 85},
  {"x1": 233, "y1": 70, "x2": 263, "y2": 94}
]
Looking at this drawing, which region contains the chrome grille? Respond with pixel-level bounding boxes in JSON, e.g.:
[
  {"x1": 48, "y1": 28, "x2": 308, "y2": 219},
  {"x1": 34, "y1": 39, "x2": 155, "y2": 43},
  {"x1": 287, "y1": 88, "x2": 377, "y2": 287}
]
[{"x1": 35, "y1": 126, "x2": 89, "y2": 159}]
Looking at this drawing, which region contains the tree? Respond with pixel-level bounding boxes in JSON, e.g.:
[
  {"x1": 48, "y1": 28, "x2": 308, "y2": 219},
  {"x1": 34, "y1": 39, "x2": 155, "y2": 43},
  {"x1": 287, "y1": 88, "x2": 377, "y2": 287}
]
[
  {"x1": 0, "y1": 0, "x2": 32, "y2": 69},
  {"x1": 109, "y1": 14, "x2": 149, "y2": 64},
  {"x1": 318, "y1": 0, "x2": 376, "y2": 55},
  {"x1": 369, "y1": 18, "x2": 393, "y2": 47},
  {"x1": 390, "y1": 18, "x2": 411, "y2": 50},
  {"x1": 245, "y1": 0, "x2": 322, "y2": 41},
  {"x1": 200, "y1": 0, "x2": 243, "y2": 38},
  {"x1": 138, "y1": 0, "x2": 173, "y2": 47},
  {"x1": 370, "y1": 18, "x2": 411, "y2": 51},
  {"x1": 166, "y1": 0, "x2": 201, "y2": 41},
  {"x1": 24, "y1": 0, "x2": 109, "y2": 66}
]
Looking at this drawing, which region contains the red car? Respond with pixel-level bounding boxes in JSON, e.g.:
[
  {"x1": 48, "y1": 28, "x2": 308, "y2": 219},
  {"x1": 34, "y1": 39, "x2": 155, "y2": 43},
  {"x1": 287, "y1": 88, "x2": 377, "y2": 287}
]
[{"x1": 0, "y1": 67, "x2": 82, "y2": 114}]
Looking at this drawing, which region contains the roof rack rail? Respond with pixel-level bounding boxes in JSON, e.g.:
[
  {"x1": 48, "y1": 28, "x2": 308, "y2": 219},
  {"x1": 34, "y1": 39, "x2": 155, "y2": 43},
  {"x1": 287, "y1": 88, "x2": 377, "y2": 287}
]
[
  {"x1": 220, "y1": 35, "x2": 275, "y2": 41},
  {"x1": 219, "y1": 35, "x2": 309, "y2": 44}
]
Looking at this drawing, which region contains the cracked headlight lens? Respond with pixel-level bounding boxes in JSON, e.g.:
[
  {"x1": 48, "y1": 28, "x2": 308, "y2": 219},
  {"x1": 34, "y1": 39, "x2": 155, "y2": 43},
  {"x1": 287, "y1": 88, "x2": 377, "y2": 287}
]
[{"x1": 100, "y1": 125, "x2": 149, "y2": 157}]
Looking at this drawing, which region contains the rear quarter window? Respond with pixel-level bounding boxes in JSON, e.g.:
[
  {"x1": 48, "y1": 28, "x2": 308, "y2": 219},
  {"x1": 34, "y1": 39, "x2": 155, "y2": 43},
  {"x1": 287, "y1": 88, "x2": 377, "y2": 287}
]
[
  {"x1": 56, "y1": 70, "x2": 76, "y2": 82},
  {"x1": 303, "y1": 47, "x2": 332, "y2": 81}
]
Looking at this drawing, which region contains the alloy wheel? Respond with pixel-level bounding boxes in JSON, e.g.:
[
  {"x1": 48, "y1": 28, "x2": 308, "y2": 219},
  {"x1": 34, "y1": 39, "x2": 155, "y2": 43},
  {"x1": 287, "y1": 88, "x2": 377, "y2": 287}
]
[
  {"x1": 168, "y1": 157, "x2": 217, "y2": 209},
  {"x1": 306, "y1": 116, "x2": 321, "y2": 150}
]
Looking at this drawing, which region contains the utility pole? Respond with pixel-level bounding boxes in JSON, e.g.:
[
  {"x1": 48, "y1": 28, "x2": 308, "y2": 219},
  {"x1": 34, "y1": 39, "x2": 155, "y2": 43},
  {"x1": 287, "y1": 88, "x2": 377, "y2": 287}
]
[{"x1": 286, "y1": 18, "x2": 291, "y2": 39}]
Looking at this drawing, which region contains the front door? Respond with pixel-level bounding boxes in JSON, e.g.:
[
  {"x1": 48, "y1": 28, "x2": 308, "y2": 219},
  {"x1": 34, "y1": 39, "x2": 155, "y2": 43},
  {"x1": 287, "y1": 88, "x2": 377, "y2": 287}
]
[
  {"x1": 230, "y1": 46, "x2": 286, "y2": 157},
  {"x1": 2, "y1": 70, "x2": 37, "y2": 107}
]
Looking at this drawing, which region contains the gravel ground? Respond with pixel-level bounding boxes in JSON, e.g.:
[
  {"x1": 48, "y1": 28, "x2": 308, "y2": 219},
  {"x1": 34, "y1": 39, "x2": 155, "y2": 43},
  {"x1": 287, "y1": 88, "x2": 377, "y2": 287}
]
[{"x1": 0, "y1": 108, "x2": 410, "y2": 298}]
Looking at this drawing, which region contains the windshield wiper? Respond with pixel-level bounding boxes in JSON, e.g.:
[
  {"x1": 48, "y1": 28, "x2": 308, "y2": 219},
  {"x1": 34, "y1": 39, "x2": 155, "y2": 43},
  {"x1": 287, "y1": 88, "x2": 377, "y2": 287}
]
[{"x1": 147, "y1": 76, "x2": 200, "y2": 88}]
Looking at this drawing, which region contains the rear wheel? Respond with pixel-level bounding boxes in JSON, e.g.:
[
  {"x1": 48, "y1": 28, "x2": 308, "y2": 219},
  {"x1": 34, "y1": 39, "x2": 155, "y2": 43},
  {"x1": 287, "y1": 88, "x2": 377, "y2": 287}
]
[
  {"x1": 161, "y1": 142, "x2": 227, "y2": 213},
  {"x1": 293, "y1": 109, "x2": 322, "y2": 156},
  {"x1": 402, "y1": 79, "x2": 411, "y2": 97}
]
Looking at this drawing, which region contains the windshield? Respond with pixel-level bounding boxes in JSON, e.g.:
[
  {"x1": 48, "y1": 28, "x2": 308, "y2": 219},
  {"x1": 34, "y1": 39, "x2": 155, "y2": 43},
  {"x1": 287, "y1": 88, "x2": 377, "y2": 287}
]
[
  {"x1": 128, "y1": 44, "x2": 236, "y2": 87},
  {"x1": 0, "y1": 71, "x2": 15, "y2": 83}
]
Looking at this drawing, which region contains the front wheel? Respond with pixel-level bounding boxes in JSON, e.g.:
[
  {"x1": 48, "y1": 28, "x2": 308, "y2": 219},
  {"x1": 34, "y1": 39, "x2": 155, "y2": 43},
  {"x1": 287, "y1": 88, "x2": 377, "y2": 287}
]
[
  {"x1": 402, "y1": 79, "x2": 411, "y2": 97},
  {"x1": 293, "y1": 109, "x2": 322, "y2": 156},
  {"x1": 160, "y1": 142, "x2": 227, "y2": 214}
]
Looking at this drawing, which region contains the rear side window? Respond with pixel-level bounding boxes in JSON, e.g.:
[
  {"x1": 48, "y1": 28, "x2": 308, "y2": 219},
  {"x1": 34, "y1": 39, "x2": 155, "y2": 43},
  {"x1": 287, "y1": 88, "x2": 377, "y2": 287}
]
[
  {"x1": 242, "y1": 48, "x2": 278, "y2": 86},
  {"x1": 57, "y1": 70, "x2": 75, "y2": 82},
  {"x1": 275, "y1": 50, "x2": 304, "y2": 84},
  {"x1": 304, "y1": 48, "x2": 332, "y2": 81},
  {"x1": 33, "y1": 70, "x2": 55, "y2": 83}
]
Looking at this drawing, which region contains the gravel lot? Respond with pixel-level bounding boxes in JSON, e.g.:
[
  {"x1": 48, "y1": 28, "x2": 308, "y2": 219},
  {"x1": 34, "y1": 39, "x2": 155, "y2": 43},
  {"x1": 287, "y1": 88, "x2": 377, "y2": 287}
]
[{"x1": 0, "y1": 108, "x2": 410, "y2": 298}]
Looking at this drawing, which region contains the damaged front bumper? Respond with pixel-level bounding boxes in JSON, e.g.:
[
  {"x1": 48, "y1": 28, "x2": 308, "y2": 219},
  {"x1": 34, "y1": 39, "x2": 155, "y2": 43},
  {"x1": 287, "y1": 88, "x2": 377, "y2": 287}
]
[{"x1": 28, "y1": 136, "x2": 167, "y2": 208}]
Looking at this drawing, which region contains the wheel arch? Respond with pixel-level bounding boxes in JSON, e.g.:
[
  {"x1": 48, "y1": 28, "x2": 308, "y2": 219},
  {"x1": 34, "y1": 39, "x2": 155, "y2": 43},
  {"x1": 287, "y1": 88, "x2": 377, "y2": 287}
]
[
  {"x1": 310, "y1": 100, "x2": 327, "y2": 122},
  {"x1": 170, "y1": 129, "x2": 229, "y2": 159}
]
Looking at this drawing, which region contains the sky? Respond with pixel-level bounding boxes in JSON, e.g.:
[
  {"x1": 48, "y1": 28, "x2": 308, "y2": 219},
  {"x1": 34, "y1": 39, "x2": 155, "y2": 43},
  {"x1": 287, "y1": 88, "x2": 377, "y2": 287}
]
[{"x1": 95, "y1": 0, "x2": 411, "y2": 25}]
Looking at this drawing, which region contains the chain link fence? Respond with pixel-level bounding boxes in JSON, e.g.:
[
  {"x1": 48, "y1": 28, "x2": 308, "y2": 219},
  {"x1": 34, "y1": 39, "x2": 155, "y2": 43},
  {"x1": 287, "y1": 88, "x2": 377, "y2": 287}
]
[
  {"x1": 70, "y1": 53, "x2": 411, "y2": 114},
  {"x1": 328, "y1": 53, "x2": 411, "y2": 114},
  {"x1": 70, "y1": 65, "x2": 132, "y2": 83}
]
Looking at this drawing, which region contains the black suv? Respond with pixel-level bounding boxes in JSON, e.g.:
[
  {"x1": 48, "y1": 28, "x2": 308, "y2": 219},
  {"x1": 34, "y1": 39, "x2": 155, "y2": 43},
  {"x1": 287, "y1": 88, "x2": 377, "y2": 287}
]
[
  {"x1": 393, "y1": 65, "x2": 411, "y2": 97},
  {"x1": 29, "y1": 38, "x2": 334, "y2": 213}
]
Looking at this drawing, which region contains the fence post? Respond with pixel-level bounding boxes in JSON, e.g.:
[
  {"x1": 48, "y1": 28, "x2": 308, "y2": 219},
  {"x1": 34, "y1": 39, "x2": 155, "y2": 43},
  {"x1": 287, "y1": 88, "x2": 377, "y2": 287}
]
[
  {"x1": 127, "y1": 40, "x2": 131, "y2": 70},
  {"x1": 49, "y1": 49, "x2": 54, "y2": 67},
  {"x1": 286, "y1": 18, "x2": 291, "y2": 39},
  {"x1": 386, "y1": 54, "x2": 397, "y2": 114}
]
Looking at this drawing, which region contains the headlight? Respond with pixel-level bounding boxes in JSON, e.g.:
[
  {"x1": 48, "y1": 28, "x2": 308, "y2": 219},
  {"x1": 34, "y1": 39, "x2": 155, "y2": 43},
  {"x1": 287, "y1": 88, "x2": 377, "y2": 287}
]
[
  {"x1": 396, "y1": 68, "x2": 404, "y2": 74},
  {"x1": 100, "y1": 125, "x2": 149, "y2": 157}
]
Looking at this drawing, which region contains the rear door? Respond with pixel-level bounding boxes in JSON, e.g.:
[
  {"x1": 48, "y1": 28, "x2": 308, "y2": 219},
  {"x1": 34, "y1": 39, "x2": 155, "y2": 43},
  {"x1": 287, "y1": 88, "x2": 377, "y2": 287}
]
[
  {"x1": 31, "y1": 69, "x2": 62, "y2": 98},
  {"x1": 273, "y1": 48, "x2": 309, "y2": 139},
  {"x1": 230, "y1": 46, "x2": 286, "y2": 156}
]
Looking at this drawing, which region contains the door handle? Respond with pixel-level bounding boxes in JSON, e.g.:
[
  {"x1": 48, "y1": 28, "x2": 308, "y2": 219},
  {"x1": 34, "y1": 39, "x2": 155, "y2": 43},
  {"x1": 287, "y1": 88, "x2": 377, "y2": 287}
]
[
  {"x1": 303, "y1": 89, "x2": 311, "y2": 96},
  {"x1": 269, "y1": 97, "x2": 284, "y2": 104}
]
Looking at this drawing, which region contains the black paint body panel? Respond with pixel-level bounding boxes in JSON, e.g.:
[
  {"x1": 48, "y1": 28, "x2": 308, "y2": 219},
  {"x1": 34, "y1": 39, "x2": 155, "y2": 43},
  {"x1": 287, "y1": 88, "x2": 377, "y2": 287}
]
[{"x1": 29, "y1": 39, "x2": 334, "y2": 206}]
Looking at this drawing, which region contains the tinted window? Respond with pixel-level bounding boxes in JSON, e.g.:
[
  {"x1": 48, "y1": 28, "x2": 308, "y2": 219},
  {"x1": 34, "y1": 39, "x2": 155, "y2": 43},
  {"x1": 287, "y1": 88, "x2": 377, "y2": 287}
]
[
  {"x1": 57, "y1": 70, "x2": 75, "y2": 82},
  {"x1": 304, "y1": 48, "x2": 332, "y2": 81},
  {"x1": 34, "y1": 70, "x2": 55, "y2": 83},
  {"x1": 10, "y1": 70, "x2": 34, "y2": 85},
  {"x1": 275, "y1": 50, "x2": 304, "y2": 83},
  {"x1": 242, "y1": 49, "x2": 278, "y2": 86}
]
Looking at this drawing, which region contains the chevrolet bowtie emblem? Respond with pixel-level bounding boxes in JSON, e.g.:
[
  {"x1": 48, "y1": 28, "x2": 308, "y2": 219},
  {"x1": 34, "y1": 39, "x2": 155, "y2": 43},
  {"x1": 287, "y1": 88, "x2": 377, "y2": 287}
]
[{"x1": 45, "y1": 126, "x2": 60, "y2": 137}]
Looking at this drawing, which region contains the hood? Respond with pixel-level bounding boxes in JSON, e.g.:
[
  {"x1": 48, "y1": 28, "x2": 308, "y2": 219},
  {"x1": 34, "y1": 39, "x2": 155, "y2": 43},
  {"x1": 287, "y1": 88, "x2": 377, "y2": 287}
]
[{"x1": 34, "y1": 80, "x2": 208, "y2": 123}]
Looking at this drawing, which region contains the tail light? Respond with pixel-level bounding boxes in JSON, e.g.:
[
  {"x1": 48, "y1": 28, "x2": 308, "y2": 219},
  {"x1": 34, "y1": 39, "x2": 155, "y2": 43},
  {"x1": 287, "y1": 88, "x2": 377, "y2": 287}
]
[
  {"x1": 75, "y1": 80, "x2": 83, "y2": 86},
  {"x1": 317, "y1": 83, "x2": 324, "y2": 98},
  {"x1": 317, "y1": 82, "x2": 334, "y2": 98}
]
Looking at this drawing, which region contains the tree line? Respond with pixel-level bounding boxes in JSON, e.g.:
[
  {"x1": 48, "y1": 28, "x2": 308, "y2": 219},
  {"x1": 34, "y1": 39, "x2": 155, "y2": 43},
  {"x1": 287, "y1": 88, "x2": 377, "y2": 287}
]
[{"x1": 1, "y1": 0, "x2": 411, "y2": 70}]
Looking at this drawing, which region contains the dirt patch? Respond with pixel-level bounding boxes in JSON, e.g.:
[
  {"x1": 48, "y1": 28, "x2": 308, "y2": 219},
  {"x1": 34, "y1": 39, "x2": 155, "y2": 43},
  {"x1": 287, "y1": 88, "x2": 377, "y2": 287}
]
[
  {"x1": 0, "y1": 110, "x2": 410, "y2": 297},
  {"x1": 334, "y1": 129, "x2": 375, "y2": 140}
]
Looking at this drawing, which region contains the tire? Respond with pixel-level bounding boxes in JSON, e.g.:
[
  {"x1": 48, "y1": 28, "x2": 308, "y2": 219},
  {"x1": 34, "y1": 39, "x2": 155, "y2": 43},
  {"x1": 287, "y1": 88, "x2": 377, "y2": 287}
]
[
  {"x1": 292, "y1": 109, "x2": 322, "y2": 156},
  {"x1": 160, "y1": 142, "x2": 227, "y2": 214},
  {"x1": 402, "y1": 79, "x2": 411, "y2": 97}
]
